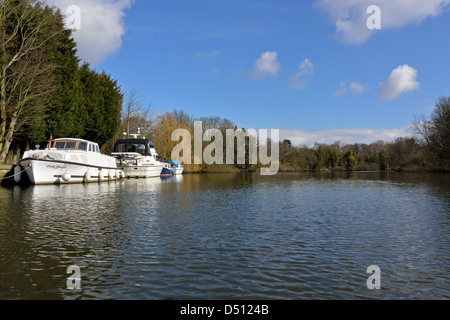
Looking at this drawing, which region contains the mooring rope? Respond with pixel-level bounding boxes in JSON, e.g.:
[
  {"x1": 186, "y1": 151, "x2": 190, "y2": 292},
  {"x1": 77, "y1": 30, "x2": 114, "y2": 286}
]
[{"x1": 4, "y1": 165, "x2": 29, "y2": 179}]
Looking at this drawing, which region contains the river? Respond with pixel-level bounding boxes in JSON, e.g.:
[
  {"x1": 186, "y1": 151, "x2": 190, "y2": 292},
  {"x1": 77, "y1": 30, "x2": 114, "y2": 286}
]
[{"x1": 0, "y1": 172, "x2": 449, "y2": 300}]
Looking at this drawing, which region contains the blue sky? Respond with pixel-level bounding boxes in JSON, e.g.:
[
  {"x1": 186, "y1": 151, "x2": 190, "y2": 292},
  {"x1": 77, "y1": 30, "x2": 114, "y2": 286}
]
[{"x1": 47, "y1": 0, "x2": 450, "y2": 145}]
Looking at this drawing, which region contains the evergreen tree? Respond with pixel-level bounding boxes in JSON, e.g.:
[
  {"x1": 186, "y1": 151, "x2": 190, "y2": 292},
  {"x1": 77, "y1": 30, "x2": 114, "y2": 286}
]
[
  {"x1": 0, "y1": 0, "x2": 123, "y2": 162},
  {"x1": 79, "y1": 63, "x2": 123, "y2": 146}
]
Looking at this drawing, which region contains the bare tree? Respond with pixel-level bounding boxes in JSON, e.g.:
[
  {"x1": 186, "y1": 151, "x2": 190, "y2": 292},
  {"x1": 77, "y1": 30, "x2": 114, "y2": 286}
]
[
  {"x1": 414, "y1": 96, "x2": 450, "y2": 170},
  {"x1": 121, "y1": 89, "x2": 154, "y2": 139},
  {"x1": 0, "y1": 0, "x2": 61, "y2": 163}
]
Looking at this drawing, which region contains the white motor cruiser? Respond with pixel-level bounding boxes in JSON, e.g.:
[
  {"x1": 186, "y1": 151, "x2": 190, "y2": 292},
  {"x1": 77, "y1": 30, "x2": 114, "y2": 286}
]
[
  {"x1": 16, "y1": 138, "x2": 123, "y2": 185},
  {"x1": 111, "y1": 139, "x2": 164, "y2": 178}
]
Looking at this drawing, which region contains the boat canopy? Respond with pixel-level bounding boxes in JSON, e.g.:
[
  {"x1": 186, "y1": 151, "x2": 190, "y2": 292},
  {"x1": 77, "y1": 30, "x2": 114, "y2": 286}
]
[
  {"x1": 113, "y1": 139, "x2": 155, "y2": 156},
  {"x1": 169, "y1": 161, "x2": 180, "y2": 168}
]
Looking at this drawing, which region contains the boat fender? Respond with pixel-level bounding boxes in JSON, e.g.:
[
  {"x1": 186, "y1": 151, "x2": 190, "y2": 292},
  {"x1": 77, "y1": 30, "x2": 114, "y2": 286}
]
[
  {"x1": 98, "y1": 171, "x2": 103, "y2": 182},
  {"x1": 62, "y1": 172, "x2": 71, "y2": 182},
  {"x1": 14, "y1": 166, "x2": 22, "y2": 184},
  {"x1": 84, "y1": 170, "x2": 90, "y2": 183},
  {"x1": 108, "y1": 170, "x2": 113, "y2": 181}
]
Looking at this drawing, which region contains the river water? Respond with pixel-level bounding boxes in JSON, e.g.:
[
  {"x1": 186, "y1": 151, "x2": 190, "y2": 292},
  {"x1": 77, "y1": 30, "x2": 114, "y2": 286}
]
[{"x1": 0, "y1": 172, "x2": 449, "y2": 300}]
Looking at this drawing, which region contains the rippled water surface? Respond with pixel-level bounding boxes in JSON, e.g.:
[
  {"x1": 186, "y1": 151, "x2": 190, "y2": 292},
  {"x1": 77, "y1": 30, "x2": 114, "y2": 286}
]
[{"x1": 0, "y1": 172, "x2": 449, "y2": 300}]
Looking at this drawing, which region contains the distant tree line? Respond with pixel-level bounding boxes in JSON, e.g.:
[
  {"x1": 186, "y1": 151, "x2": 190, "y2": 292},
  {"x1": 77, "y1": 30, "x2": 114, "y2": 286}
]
[
  {"x1": 276, "y1": 97, "x2": 450, "y2": 173},
  {"x1": 125, "y1": 97, "x2": 450, "y2": 173}
]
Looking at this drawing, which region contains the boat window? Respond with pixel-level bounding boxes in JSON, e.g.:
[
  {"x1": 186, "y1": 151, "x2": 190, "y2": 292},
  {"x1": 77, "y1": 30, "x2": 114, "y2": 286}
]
[
  {"x1": 78, "y1": 142, "x2": 88, "y2": 151},
  {"x1": 65, "y1": 141, "x2": 77, "y2": 149},
  {"x1": 135, "y1": 144, "x2": 145, "y2": 154},
  {"x1": 95, "y1": 145, "x2": 100, "y2": 153},
  {"x1": 54, "y1": 141, "x2": 77, "y2": 150},
  {"x1": 89, "y1": 144, "x2": 92, "y2": 152},
  {"x1": 115, "y1": 143, "x2": 147, "y2": 154},
  {"x1": 54, "y1": 141, "x2": 66, "y2": 149}
]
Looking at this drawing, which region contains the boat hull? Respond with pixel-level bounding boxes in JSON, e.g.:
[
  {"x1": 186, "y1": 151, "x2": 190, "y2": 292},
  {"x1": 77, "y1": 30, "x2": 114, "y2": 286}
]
[
  {"x1": 19, "y1": 158, "x2": 121, "y2": 185},
  {"x1": 174, "y1": 167, "x2": 184, "y2": 175},
  {"x1": 161, "y1": 167, "x2": 174, "y2": 177},
  {"x1": 119, "y1": 164, "x2": 163, "y2": 179}
]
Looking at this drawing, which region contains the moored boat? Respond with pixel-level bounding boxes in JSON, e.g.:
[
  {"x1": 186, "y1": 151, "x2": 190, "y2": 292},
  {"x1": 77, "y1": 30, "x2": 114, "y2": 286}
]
[
  {"x1": 16, "y1": 138, "x2": 123, "y2": 185},
  {"x1": 160, "y1": 161, "x2": 175, "y2": 177},
  {"x1": 158, "y1": 160, "x2": 184, "y2": 177},
  {"x1": 169, "y1": 161, "x2": 184, "y2": 175},
  {"x1": 112, "y1": 139, "x2": 164, "y2": 178}
]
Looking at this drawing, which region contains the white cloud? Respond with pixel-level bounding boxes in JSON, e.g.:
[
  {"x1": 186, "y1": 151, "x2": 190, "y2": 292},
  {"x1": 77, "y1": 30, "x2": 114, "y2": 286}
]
[
  {"x1": 334, "y1": 80, "x2": 366, "y2": 97},
  {"x1": 288, "y1": 59, "x2": 315, "y2": 90},
  {"x1": 377, "y1": 65, "x2": 420, "y2": 100},
  {"x1": 315, "y1": 0, "x2": 450, "y2": 45},
  {"x1": 45, "y1": 0, "x2": 134, "y2": 65},
  {"x1": 241, "y1": 51, "x2": 281, "y2": 79},
  {"x1": 280, "y1": 126, "x2": 416, "y2": 147}
]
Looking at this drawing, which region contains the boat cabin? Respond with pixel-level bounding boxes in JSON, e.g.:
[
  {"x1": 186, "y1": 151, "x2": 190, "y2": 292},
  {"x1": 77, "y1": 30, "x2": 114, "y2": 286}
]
[
  {"x1": 113, "y1": 139, "x2": 155, "y2": 156},
  {"x1": 48, "y1": 139, "x2": 100, "y2": 153}
]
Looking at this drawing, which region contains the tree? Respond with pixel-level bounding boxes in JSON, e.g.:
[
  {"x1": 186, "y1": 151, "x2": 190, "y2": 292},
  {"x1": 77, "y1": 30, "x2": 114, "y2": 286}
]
[
  {"x1": 120, "y1": 90, "x2": 153, "y2": 139},
  {"x1": 279, "y1": 139, "x2": 298, "y2": 166},
  {"x1": 327, "y1": 147, "x2": 340, "y2": 169},
  {"x1": 0, "y1": 0, "x2": 63, "y2": 162},
  {"x1": 415, "y1": 96, "x2": 450, "y2": 171},
  {"x1": 79, "y1": 63, "x2": 123, "y2": 146},
  {"x1": 42, "y1": 10, "x2": 83, "y2": 141},
  {"x1": 387, "y1": 137, "x2": 421, "y2": 170},
  {"x1": 198, "y1": 115, "x2": 237, "y2": 167},
  {"x1": 343, "y1": 150, "x2": 357, "y2": 170},
  {"x1": 378, "y1": 149, "x2": 389, "y2": 171},
  {"x1": 152, "y1": 110, "x2": 193, "y2": 160}
]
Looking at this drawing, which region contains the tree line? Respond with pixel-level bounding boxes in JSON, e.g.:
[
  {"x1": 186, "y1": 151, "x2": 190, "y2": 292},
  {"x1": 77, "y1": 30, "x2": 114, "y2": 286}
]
[
  {"x1": 0, "y1": 0, "x2": 122, "y2": 163},
  {"x1": 123, "y1": 96, "x2": 450, "y2": 173},
  {"x1": 1, "y1": 0, "x2": 448, "y2": 173}
]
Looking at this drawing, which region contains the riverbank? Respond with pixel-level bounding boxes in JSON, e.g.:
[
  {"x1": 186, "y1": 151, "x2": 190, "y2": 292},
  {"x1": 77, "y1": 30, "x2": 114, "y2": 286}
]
[
  {"x1": 0, "y1": 164, "x2": 13, "y2": 179},
  {"x1": 186, "y1": 165, "x2": 449, "y2": 174}
]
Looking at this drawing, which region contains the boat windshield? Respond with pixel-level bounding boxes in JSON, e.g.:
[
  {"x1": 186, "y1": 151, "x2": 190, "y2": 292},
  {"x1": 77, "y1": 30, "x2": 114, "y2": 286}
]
[
  {"x1": 53, "y1": 140, "x2": 94, "y2": 152},
  {"x1": 54, "y1": 141, "x2": 77, "y2": 150},
  {"x1": 115, "y1": 143, "x2": 147, "y2": 154}
]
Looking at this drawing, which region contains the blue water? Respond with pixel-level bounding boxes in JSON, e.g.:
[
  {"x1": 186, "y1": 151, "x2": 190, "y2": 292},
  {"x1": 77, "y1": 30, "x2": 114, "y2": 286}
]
[{"x1": 0, "y1": 172, "x2": 449, "y2": 300}]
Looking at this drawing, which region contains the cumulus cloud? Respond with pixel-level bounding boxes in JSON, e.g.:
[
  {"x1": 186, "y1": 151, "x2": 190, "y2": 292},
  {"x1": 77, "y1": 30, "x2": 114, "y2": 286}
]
[
  {"x1": 241, "y1": 51, "x2": 281, "y2": 79},
  {"x1": 280, "y1": 126, "x2": 416, "y2": 147},
  {"x1": 334, "y1": 80, "x2": 366, "y2": 97},
  {"x1": 288, "y1": 59, "x2": 315, "y2": 90},
  {"x1": 315, "y1": 0, "x2": 450, "y2": 45},
  {"x1": 45, "y1": 0, "x2": 134, "y2": 64},
  {"x1": 377, "y1": 65, "x2": 420, "y2": 100}
]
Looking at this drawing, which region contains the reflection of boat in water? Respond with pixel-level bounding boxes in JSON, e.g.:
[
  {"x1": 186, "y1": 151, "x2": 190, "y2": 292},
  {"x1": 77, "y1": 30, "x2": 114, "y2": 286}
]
[
  {"x1": 16, "y1": 138, "x2": 122, "y2": 185},
  {"x1": 112, "y1": 139, "x2": 164, "y2": 178}
]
